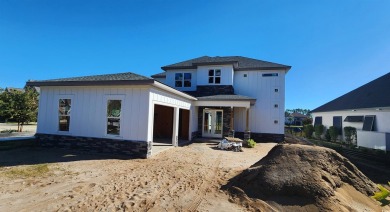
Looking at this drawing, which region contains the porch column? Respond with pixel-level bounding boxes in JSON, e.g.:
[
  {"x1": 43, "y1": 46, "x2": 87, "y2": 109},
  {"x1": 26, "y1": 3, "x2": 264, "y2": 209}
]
[
  {"x1": 229, "y1": 107, "x2": 235, "y2": 137},
  {"x1": 245, "y1": 107, "x2": 251, "y2": 141},
  {"x1": 245, "y1": 108, "x2": 249, "y2": 131},
  {"x1": 172, "y1": 107, "x2": 180, "y2": 147}
]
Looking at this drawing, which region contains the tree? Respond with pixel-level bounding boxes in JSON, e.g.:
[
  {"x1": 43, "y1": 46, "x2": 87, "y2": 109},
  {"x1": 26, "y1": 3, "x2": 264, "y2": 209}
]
[
  {"x1": 285, "y1": 108, "x2": 312, "y2": 117},
  {"x1": 0, "y1": 87, "x2": 38, "y2": 132}
]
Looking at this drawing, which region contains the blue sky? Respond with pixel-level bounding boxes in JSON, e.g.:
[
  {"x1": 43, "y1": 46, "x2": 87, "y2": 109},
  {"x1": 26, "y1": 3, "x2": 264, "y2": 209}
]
[{"x1": 1, "y1": 0, "x2": 390, "y2": 110}]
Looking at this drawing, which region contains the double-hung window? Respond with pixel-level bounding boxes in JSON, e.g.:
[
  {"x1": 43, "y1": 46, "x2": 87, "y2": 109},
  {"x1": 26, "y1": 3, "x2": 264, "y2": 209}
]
[
  {"x1": 107, "y1": 100, "x2": 122, "y2": 135},
  {"x1": 58, "y1": 99, "x2": 71, "y2": 131},
  {"x1": 208, "y1": 69, "x2": 221, "y2": 84},
  {"x1": 175, "y1": 73, "x2": 191, "y2": 87}
]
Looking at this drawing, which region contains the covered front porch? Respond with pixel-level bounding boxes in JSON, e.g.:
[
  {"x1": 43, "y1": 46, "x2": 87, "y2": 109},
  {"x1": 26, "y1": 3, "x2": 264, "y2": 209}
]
[{"x1": 194, "y1": 95, "x2": 256, "y2": 139}]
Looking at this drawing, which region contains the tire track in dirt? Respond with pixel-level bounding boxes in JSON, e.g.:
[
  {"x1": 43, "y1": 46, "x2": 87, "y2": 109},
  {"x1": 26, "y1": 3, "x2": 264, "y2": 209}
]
[
  {"x1": 144, "y1": 152, "x2": 203, "y2": 211},
  {"x1": 185, "y1": 153, "x2": 222, "y2": 212}
]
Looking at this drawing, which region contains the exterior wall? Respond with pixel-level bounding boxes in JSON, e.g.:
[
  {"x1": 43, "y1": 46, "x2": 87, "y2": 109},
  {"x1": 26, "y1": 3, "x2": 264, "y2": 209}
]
[
  {"x1": 196, "y1": 65, "x2": 234, "y2": 86},
  {"x1": 234, "y1": 70, "x2": 286, "y2": 135},
  {"x1": 356, "y1": 130, "x2": 389, "y2": 151},
  {"x1": 311, "y1": 109, "x2": 390, "y2": 140},
  {"x1": 165, "y1": 69, "x2": 197, "y2": 91},
  {"x1": 37, "y1": 86, "x2": 151, "y2": 142}
]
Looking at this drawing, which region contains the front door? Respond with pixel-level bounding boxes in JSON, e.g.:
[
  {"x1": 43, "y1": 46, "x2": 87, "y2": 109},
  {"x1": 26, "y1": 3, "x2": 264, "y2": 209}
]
[{"x1": 202, "y1": 109, "x2": 223, "y2": 138}]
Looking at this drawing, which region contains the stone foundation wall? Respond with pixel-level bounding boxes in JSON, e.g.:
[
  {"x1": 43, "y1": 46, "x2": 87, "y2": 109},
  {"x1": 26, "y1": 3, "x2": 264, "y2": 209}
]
[
  {"x1": 35, "y1": 133, "x2": 151, "y2": 159},
  {"x1": 235, "y1": 132, "x2": 284, "y2": 143}
]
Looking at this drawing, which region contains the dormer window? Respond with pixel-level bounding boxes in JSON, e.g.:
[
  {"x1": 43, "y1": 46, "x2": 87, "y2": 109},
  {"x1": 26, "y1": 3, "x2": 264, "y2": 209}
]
[
  {"x1": 175, "y1": 73, "x2": 191, "y2": 87},
  {"x1": 208, "y1": 69, "x2": 221, "y2": 84}
]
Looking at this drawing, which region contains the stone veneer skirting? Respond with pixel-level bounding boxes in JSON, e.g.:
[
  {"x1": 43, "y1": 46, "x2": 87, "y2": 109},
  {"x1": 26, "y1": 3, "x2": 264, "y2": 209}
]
[
  {"x1": 35, "y1": 133, "x2": 151, "y2": 159},
  {"x1": 235, "y1": 132, "x2": 285, "y2": 143}
]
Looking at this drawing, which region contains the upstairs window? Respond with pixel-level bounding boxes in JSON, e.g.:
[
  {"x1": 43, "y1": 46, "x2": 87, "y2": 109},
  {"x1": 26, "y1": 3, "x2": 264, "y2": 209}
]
[
  {"x1": 175, "y1": 73, "x2": 191, "y2": 87},
  {"x1": 208, "y1": 69, "x2": 221, "y2": 84},
  {"x1": 107, "y1": 100, "x2": 122, "y2": 135},
  {"x1": 58, "y1": 99, "x2": 71, "y2": 131}
]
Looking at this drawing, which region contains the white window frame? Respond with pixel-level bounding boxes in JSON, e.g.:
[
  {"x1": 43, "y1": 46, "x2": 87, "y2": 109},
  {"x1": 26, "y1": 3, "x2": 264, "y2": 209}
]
[
  {"x1": 57, "y1": 95, "x2": 74, "y2": 134},
  {"x1": 208, "y1": 69, "x2": 221, "y2": 84},
  {"x1": 175, "y1": 72, "x2": 192, "y2": 88},
  {"x1": 104, "y1": 95, "x2": 125, "y2": 138}
]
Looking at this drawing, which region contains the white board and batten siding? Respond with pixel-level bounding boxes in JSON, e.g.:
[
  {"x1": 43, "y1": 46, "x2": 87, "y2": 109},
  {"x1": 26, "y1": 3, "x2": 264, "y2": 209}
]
[
  {"x1": 233, "y1": 70, "x2": 286, "y2": 134},
  {"x1": 147, "y1": 87, "x2": 193, "y2": 141},
  {"x1": 37, "y1": 86, "x2": 151, "y2": 142}
]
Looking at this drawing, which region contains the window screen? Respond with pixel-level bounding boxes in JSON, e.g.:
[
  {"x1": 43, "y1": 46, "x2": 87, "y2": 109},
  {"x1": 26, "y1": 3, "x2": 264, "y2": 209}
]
[
  {"x1": 314, "y1": 117, "x2": 322, "y2": 126},
  {"x1": 333, "y1": 116, "x2": 342, "y2": 135},
  {"x1": 362, "y1": 115, "x2": 375, "y2": 131}
]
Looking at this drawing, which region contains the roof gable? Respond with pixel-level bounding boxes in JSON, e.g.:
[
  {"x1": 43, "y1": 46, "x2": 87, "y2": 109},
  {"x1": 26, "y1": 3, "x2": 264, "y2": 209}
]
[
  {"x1": 312, "y1": 72, "x2": 390, "y2": 113},
  {"x1": 161, "y1": 56, "x2": 291, "y2": 71}
]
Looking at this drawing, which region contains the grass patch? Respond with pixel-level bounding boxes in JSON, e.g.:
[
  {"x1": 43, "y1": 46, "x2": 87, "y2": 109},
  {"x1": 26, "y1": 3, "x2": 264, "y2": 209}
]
[{"x1": 1, "y1": 164, "x2": 50, "y2": 178}]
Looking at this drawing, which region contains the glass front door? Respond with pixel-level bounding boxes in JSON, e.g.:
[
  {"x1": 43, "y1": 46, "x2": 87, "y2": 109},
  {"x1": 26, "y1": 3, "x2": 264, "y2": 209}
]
[{"x1": 202, "y1": 109, "x2": 223, "y2": 138}]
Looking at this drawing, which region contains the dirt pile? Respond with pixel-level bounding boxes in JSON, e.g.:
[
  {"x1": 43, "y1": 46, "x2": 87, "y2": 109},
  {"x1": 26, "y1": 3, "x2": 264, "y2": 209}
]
[{"x1": 224, "y1": 144, "x2": 383, "y2": 211}]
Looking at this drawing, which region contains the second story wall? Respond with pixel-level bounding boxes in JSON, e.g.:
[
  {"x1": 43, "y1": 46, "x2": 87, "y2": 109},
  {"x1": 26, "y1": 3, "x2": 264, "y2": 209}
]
[
  {"x1": 234, "y1": 70, "x2": 286, "y2": 134},
  {"x1": 165, "y1": 69, "x2": 197, "y2": 91},
  {"x1": 196, "y1": 65, "x2": 234, "y2": 86}
]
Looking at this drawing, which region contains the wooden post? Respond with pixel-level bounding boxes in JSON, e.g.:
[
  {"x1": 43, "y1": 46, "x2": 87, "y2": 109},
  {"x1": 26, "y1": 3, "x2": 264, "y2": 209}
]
[{"x1": 230, "y1": 107, "x2": 234, "y2": 130}]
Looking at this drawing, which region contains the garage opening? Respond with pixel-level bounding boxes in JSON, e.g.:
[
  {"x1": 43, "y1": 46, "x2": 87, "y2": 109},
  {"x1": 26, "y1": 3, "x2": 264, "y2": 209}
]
[
  {"x1": 153, "y1": 104, "x2": 174, "y2": 145},
  {"x1": 179, "y1": 109, "x2": 190, "y2": 141}
]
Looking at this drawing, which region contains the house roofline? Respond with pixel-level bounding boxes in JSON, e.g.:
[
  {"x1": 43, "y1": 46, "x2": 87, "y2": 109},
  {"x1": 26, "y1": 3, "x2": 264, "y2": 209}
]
[
  {"x1": 26, "y1": 80, "x2": 155, "y2": 87},
  {"x1": 152, "y1": 81, "x2": 197, "y2": 100},
  {"x1": 161, "y1": 66, "x2": 291, "y2": 72}
]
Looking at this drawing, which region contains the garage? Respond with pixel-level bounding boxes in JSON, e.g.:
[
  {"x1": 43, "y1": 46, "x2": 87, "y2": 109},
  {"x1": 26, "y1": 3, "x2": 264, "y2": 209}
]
[{"x1": 152, "y1": 104, "x2": 190, "y2": 147}]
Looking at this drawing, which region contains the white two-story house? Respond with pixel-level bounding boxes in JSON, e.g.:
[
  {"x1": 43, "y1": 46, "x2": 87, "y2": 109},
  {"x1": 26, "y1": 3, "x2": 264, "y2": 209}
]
[{"x1": 27, "y1": 56, "x2": 291, "y2": 158}]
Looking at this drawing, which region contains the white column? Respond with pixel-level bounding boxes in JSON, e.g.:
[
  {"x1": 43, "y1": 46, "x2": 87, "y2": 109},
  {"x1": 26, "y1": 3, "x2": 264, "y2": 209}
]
[{"x1": 172, "y1": 107, "x2": 180, "y2": 147}]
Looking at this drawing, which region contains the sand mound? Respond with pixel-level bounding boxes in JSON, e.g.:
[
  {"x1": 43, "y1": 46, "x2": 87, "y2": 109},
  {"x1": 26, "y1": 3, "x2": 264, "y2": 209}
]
[{"x1": 224, "y1": 144, "x2": 382, "y2": 211}]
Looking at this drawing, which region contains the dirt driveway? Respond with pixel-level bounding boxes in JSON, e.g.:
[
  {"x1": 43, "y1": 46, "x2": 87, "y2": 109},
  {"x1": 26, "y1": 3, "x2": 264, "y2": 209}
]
[{"x1": 0, "y1": 141, "x2": 276, "y2": 211}]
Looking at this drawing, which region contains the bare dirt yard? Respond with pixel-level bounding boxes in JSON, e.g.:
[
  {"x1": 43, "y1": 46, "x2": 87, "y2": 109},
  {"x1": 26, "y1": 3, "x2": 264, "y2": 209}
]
[{"x1": 0, "y1": 142, "x2": 276, "y2": 211}]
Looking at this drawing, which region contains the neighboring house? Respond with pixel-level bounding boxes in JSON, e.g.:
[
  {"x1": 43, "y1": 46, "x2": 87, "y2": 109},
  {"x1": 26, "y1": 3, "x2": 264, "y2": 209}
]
[
  {"x1": 311, "y1": 72, "x2": 390, "y2": 151},
  {"x1": 27, "y1": 56, "x2": 291, "y2": 158},
  {"x1": 285, "y1": 112, "x2": 309, "y2": 126}
]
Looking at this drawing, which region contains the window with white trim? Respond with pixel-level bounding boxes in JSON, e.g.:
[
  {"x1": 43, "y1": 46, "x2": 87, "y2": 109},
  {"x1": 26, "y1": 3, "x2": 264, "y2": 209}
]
[
  {"x1": 175, "y1": 73, "x2": 191, "y2": 87},
  {"x1": 208, "y1": 69, "x2": 221, "y2": 84},
  {"x1": 58, "y1": 99, "x2": 71, "y2": 131},
  {"x1": 107, "y1": 100, "x2": 122, "y2": 135}
]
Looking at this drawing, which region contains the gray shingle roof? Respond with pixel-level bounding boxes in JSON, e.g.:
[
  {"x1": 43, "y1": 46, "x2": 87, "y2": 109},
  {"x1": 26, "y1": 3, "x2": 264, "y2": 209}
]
[
  {"x1": 197, "y1": 94, "x2": 256, "y2": 101},
  {"x1": 161, "y1": 56, "x2": 291, "y2": 71},
  {"x1": 26, "y1": 72, "x2": 154, "y2": 87},
  {"x1": 151, "y1": 72, "x2": 166, "y2": 78},
  {"x1": 312, "y1": 72, "x2": 390, "y2": 113}
]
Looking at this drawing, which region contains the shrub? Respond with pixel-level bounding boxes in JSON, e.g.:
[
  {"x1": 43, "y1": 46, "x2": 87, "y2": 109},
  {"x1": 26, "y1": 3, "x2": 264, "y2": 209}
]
[
  {"x1": 328, "y1": 126, "x2": 339, "y2": 142},
  {"x1": 343, "y1": 126, "x2": 356, "y2": 145},
  {"x1": 325, "y1": 129, "x2": 331, "y2": 142},
  {"x1": 247, "y1": 139, "x2": 256, "y2": 148},
  {"x1": 303, "y1": 124, "x2": 314, "y2": 138},
  {"x1": 314, "y1": 124, "x2": 324, "y2": 139}
]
